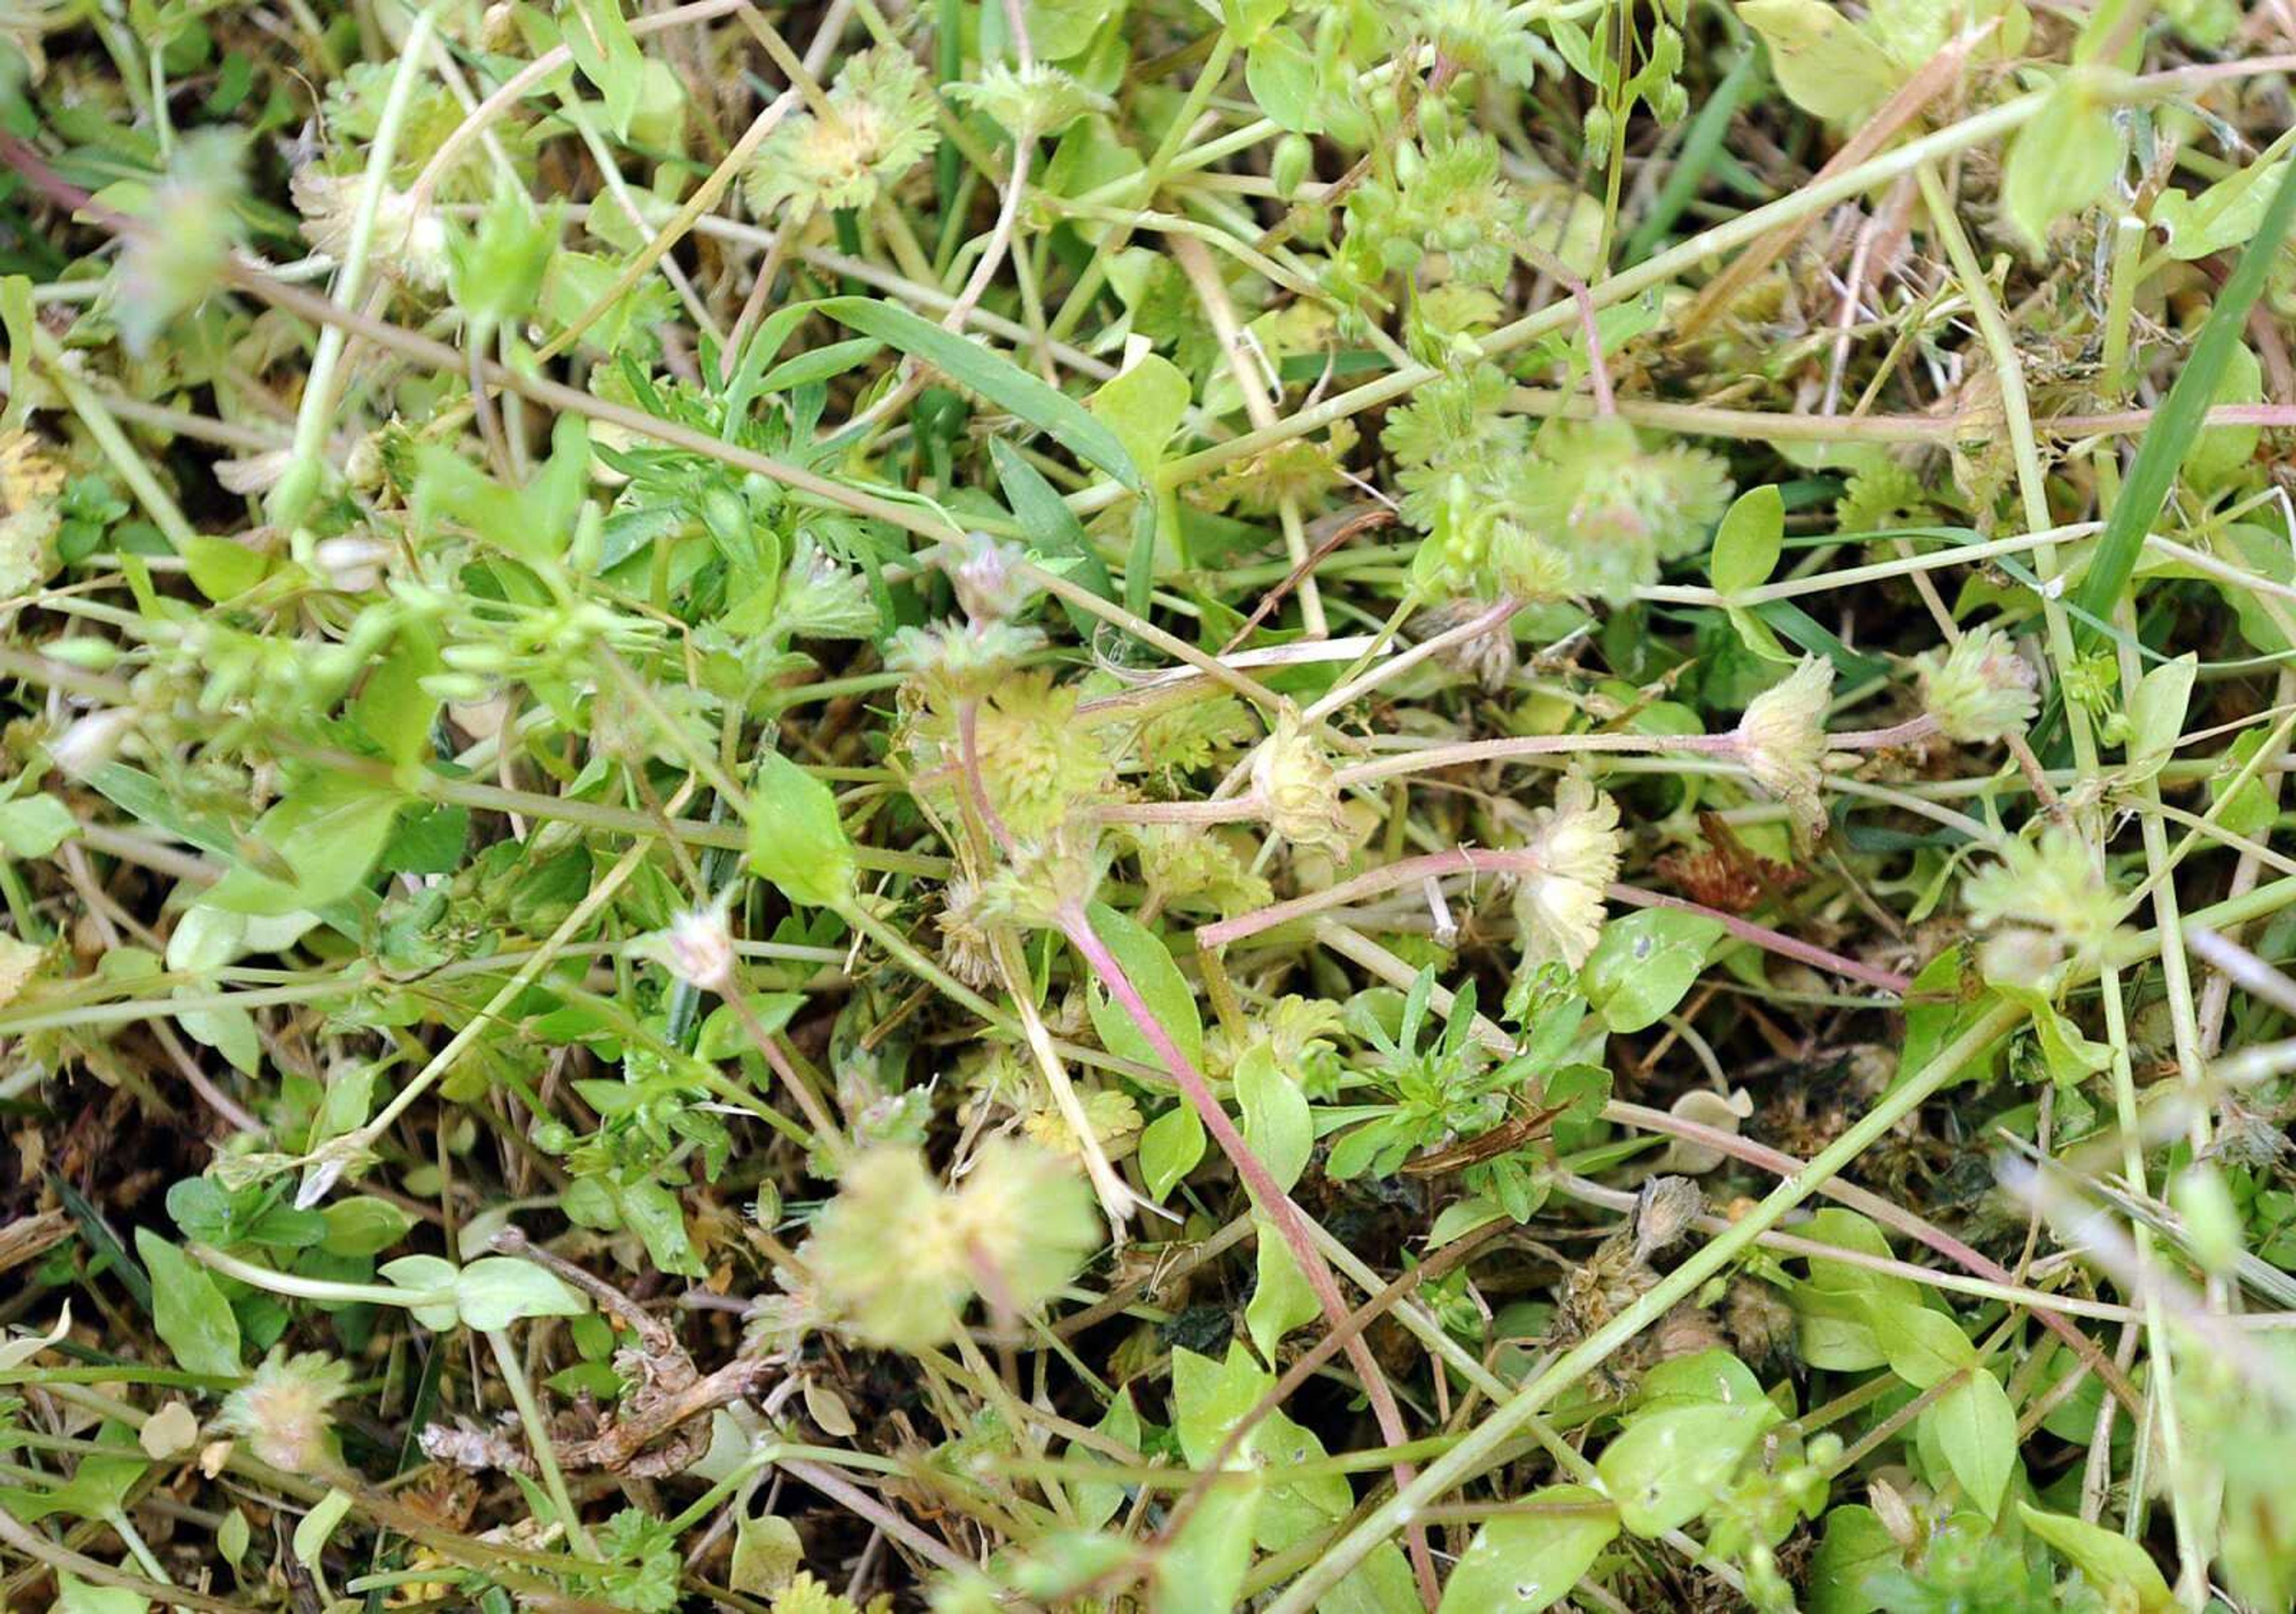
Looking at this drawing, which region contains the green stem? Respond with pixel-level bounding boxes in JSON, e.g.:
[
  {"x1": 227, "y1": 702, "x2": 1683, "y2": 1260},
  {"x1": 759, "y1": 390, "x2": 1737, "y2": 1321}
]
[
  {"x1": 486, "y1": 1328, "x2": 596, "y2": 1558},
  {"x1": 1263, "y1": 999, "x2": 2026, "y2": 1611}
]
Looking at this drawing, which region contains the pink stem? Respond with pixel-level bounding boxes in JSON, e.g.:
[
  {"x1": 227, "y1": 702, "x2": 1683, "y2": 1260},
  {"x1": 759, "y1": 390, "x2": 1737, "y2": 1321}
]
[
  {"x1": 1194, "y1": 848, "x2": 1911, "y2": 994},
  {"x1": 957, "y1": 698, "x2": 1018, "y2": 857},
  {"x1": 1603, "y1": 884, "x2": 1912, "y2": 994},
  {"x1": 1335, "y1": 729, "x2": 1740, "y2": 790},
  {"x1": 1198, "y1": 847, "x2": 1534, "y2": 950},
  {"x1": 1056, "y1": 902, "x2": 1439, "y2": 1608},
  {"x1": 1827, "y1": 713, "x2": 1940, "y2": 752}
]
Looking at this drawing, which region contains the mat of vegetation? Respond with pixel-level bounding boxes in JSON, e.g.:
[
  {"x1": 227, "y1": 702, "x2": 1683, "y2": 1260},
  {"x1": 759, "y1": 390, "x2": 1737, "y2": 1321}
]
[{"x1": 2, "y1": 0, "x2": 2295, "y2": 1609}]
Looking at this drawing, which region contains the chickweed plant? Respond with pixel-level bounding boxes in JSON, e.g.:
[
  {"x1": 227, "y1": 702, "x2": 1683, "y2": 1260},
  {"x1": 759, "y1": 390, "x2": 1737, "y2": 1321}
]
[{"x1": 3, "y1": 0, "x2": 2296, "y2": 1608}]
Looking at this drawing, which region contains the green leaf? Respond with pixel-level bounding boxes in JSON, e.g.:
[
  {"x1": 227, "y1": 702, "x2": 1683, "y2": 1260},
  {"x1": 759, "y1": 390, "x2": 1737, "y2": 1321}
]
[
  {"x1": 132, "y1": 1231, "x2": 242, "y2": 1379},
  {"x1": 1138, "y1": 1102, "x2": 1206, "y2": 1201},
  {"x1": 0, "y1": 1435, "x2": 146, "y2": 1523},
  {"x1": 1086, "y1": 353, "x2": 1191, "y2": 478},
  {"x1": 2123, "y1": 652, "x2": 2196, "y2": 785},
  {"x1": 991, "y1": 436, "x2": 1116, "y2": 622},
  {"x1": 181, "y1": 534, "x2": 269, "y2": 602},
  {"x1": 1438, "y1": 1485, "x2": 1619, "y2": 1612},
  {"x1": 1233, "y1": 1044, "x2": 1311, "y2": 1194},
  {"x1": 562, "y1": 0, "x2": 643, "y2": 137},
  {"x1": 1736, "y1": 0, "x2": 1900, "y2": 123},
  {"x1": 816, "y1": 296, "x2": 1141, "y2": 493},
  {"x1": 53, "y1": 1569, "x2": 151, "y2": 1613},
  {"x1": 618, "y1": 1175, "x2": 706, "y2": 1276},
  {"x1": 1925, "y1": 1367, "x2": 2017, "y2": 1517},
  {"x1": 2001, "y1": 79, "x2": 2120, "y2": 250},
  {"x1": 1861, "y1": 1296, "x2": 1977, "y2": 1389},
  {"x1": 2153, "y1": 155, "x2": 2291, "y2": 260},
  {"x1": 1595, "y1": 1401, "x2": 1768, "y2": 1536},
  {"x1": 378, "y1": 1254, "x2": 463, "y2": 1329},
  {"x1": 1082, "y1": 901, "x2": 1202, "y2": 1071},
  {"x1": 0, "y1": 792, "x2": 75, "y2": 857},
  {"x1": 1793, "y1": 1283, "x2": 1892, "y2": 1371},
  {"x1": 204, "y1": 773, "x2": 405, "y2": 918},
  {"x1": 1580, "y1": 909, "x2": 1724, "y2": 1034},
  {"x1": 453, "y1": 1257, "x2": 591, "y2": 1330},
  {"x1": 1808, "y1": 1504, "x2": 1900, "y2": 1614},
  {"x1": 319, "y1": 1196, "x2": 416, "y2": 1257},
  {"x1": 292, "y1": 1485, "x2": 354, "y2": 1569},
  {"x1": 730, "y1": 1511, "x2": 805, "y2": 1595},
  {"x1": 1157, "y1": 1474, "x2": 1262, "y2": 1610},
  {"x1": 1073, "y1": 1387, "x2": 1143, "y2": 1533},
  {"x1": 1636, "y1": 1348, "x2": 1768, "y2": 1412},
  {"x1": 744, "y1": 751, "x2": 856, "y2": 909},
  {"x1": 1709, "y1": 484, "x2": 1784, "y2": 595},
  {"x1": 1244, "y1": 1214, "x2": 1320, "y2": 1358},
  {"x1": 2016, "y1": 1503, "x2": 2175, "y2": 1610},
  {"x1": 2071, "y1": 158, "x2": 2296, "y2": 638},
  {"x1": 1245, "y1": 26, "x2": 1321, "y2": 133},
  {"x1": 2187, "y1": 338, "x2": 2263, "y2": 485}
]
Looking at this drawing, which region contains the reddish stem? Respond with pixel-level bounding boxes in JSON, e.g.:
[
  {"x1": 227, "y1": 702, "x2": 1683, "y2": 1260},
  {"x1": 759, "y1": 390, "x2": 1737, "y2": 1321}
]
[
  {"x1": 1195, "y1": 847, "x2": 1913, "y2": 995},
  {"x1": 1055, "y1": 901, "x2": 1440, "y2": 1608}
]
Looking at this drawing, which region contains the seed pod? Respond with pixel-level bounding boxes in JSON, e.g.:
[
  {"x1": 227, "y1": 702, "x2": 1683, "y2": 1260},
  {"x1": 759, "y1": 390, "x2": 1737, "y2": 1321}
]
[{"x1": 1271, "y1": 132, "x2": 1314, "y2": 200}]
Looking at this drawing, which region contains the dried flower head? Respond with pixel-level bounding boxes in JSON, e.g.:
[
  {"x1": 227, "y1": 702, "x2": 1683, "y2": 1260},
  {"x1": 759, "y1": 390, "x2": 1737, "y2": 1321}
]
[
  {"x1": 1733, "y1": 656, "x2": 1834, "y2": 843},
  {"x1": 1251, "y1": 707, "x2": 1349, "y2": 857},
  {"x1": 291, "y1": 168, "x2": 450, "y2": 291},
  {"x1": 219, "y1": 1348, "x2": 353, "y2": 1475},
  {"x1": 936, "y1": 874, "x2": 1002, "y2": 989},
  {"x1": 0, "y1": 931, "x2": 42, "y2": 1007},
  {"x1": 0, "y1": 428, "x2": 63, "y2": 599},
  {"x1": 1917, "y1": 625, "x2": 2038, "y2": 744},
  {"x1": 744, "y1": 45, "x2": 939, "y2": 221},
  {"x1": 1512, "y1": 775, "x2": 1622, "y2": 969}
]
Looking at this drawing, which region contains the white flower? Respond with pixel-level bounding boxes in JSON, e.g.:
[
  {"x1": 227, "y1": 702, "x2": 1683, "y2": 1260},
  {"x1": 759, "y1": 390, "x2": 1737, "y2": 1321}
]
[
  {"x1": 1917, "y1": 625, "x2": 2037, "y2": 744},
  {"x1": 660, "y1": 903, "x2": 737, "y2": 993},
  {"x1": 1734, "y1": 656, "x2": 1833, "y2": 842},
  {"x1": 1513, "y1": 775, "x2": 1622, "y2": 968}
]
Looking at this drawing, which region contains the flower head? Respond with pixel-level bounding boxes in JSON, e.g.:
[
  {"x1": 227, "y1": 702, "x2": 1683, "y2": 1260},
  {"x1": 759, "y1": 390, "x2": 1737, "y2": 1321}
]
[
  {"x1": 1918, "y1": 625, "x2": 2037, "y2": 744},
  {"x1": 1251, "y1": 707, "x2": 1349, "y2": 857},
  {"x1": 1734, "y1": 656, "x2": 1834, "y2": 843},
  {"x1": 744, "y1": 45, "x2": 939, "y2": 221},
  {"x1": 291, "y1": 168, "x2": 449, "y2": 291},
  {"x1": 0, "y1": 428, "x2": 63, "y2": 599},
  {"x1": 949, "y1": 1137, "x2": 1101, "y2": 1313},
  {"x1": 1512, "y1": 775, "x2": 1622, "y2": 968},
  {"x1": 0, "y1": 931, "x2": 42, "y2": 1007},
  {"x1": 802, "y1": 1141, "x2": 1098, "y2": 1350},
  {"x1": 658, "y1": 901, "x2": 737, "y2": 993},
  {"x1": 1964, "y1": 826, "x2": 2121, "y2": 978},
  {"x1": 219, "y1": 1349, "x2": 353, "y2": 1475},
  {"x1": 948, "y1": 62, "x2": 1110, "y2": 138}
]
